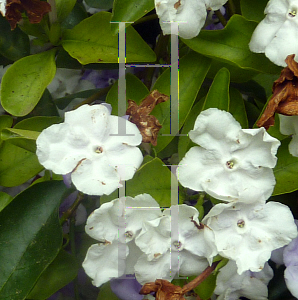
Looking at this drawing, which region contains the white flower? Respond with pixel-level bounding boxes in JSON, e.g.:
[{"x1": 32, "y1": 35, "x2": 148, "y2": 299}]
[
  {"x1": 203, "y1": 201, "x2": 298, "y2": 274},
  {"x1": 249, "y1": 0, "x2": 298, "y2": 67},
  {"x1": 134, "y1": 204, "x2": 216, "y2": 284},
  {"x1": 215, "y1": 260, "x2": 273, "y2": 300},
  {"x1": 83, "y1": 194, "x2": 162, "y2": 287},
  {"x1": 154, "y1": 0, "x2": 228, "y2": 39},
  {"x1": 279, "y1": 114, "x2": 298, "y2": 157},
  {"x1": 36, "y1": 104, "x2": 143, "y2": 195},
  {"x1": 0, "y1": 1, "x2": 6, "y2": 16},
  {"x1": 177, "y1": 108, "x2": 280, "y2": 203}
]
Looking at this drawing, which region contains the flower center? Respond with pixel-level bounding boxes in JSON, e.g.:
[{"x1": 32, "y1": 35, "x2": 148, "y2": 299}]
[
  {"x1": 125, "y1": 231, "x2": 133, "y2": 238},
  {"x1": 173, "y1": 241, "x2": 182, "y2": 250},
  {"x1": 95, "y1": 146, "x2": 103, "y2": 154},
  {"x1": 226, "y1": 159, "x2": 236, "y2": 169},
  {"x1": 237, "y1": 219, "x2": 245, "y2": 228},
  {"x1": 289, "y1": 7, "x2": 297, "y2": 17}
]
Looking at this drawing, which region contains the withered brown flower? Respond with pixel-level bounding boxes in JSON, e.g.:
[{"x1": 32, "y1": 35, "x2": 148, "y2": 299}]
[
  {"x1": 126, "y1": 90, "x2": 169, "y2": 146},
  {"x1": 140, "y1": 279, "x2": 186, "y2": 300},
  {"x1": 257, "y1": 54, "x2": 298, "y2": 129},
  {"x1": 5, "y1": 0, "x2": 51, "y2": 30}
]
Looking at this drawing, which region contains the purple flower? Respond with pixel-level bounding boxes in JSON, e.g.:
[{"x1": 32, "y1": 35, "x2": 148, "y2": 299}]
[{"x1": 110, "y1": 276, "x2": 143, "y2": 300}]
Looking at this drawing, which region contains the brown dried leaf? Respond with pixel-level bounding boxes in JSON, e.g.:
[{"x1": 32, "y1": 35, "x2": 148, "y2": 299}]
[
  {"x1": 257, "y1": 54, "x2": 298, "y2": 129},
  {"x1": 6, "y1": 0, "x2": 51, "y2": 29},
  {"x1": 140, "y1": 279, "x2": 186, "y2": 300},
  {"x1": 126, "y1": 90, "x2": 169, "y2": 146}
]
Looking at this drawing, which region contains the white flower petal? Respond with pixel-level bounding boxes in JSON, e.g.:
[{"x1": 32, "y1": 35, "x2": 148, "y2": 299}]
[
  {"x1": 85, "y1": 194, "x2": 162, "y2": 242},
  {"x1": 203, "y1": 201, "x2": 298, "y2": 274},
  {"x1": 249, "y1": 14, "x2": 285, "y2": 53},
  {"x1": 135, "y1": 216, "x2": 171, "y2": 261},
  {"x1": 215, "y1": 260, "x2": 273, "y2": 300},
  {"x1": 205, "y1": 0, "x2": 228, "y2": 11},
  {"x1": 82, "y1": 242, "x2": 129, "y2": 287},
  {"x1": 71, "y1": 157, "x2": 121, "y2": 196},
  {"x1": 155, "y1": 0, "x2": 207, "y2": 39},
  {"x1": 134, "y1": 252, "x2": 173, "y2": 284},
  {"x1": 284, "y1": 265, "x2": 298, "y2": 298}
]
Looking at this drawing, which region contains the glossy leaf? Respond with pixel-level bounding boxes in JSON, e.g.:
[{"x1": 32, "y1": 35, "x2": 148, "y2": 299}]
[
  {"x1": 56, "y1": 0, "x2": 77, "y2": 21},
  {"x1": 62, "y1": 12, "x2": 156, "y2": 64},
  {"x1": 111, "y1": 0, "x2": 154, "y2": 34},
  {"x1": 0, "y1": 181, "x2": 68, "y2": 300},
  {"x1": 273, "y1": 138, "x2": 298, "y2": 196},
  {"x1": 0, "y1": 142, "x2": 43, "y2": 187},
  {"x1": 1, "y1": 128, "x2": 40, "y2": 152},
  {"x1": 106, "y1": 73, "x2": 149, "y2": 115},
  {"x1": 202, "y1": 68, "x2": 230, "y2": 111},
  {"x1": 86, "y1": 0, "x2": 114, "y2": 9},
  {"x1": 229, "y1": 87, "x2": 248, "y2": 128},
  {"x1": 96, "y1": 282, "x2": 121, "y2": 300},
  {"x1": 0, "y1": 192, "x2": 13, "y2": 213},
  {"x1": 178, "y1": 99, "x2": 204, "y2": 161},
  {"x1": 240, "y1": 0, "x2": 267, "y2": 22},
  {"x1": 1, "y1": 116, "x2": 62, "y2": 152},
  {"x1": 183, "y1": 15, "x2": 281, "y2": 74},
  {"x1": 1, "y1": 49, "x2": 57, "y2": 116},
  {"x1": 152, "y1": 52, "x2": 211, "y2": 153},
  {"x1": 101, "y1": 157, "x2": 173, "y2": 207},
  {"x1": 0, "y1": 116, "x2": 13, "y2": 146},
  {"x1": 0, "y1": 15, "x2": 30, "y2": 61},
  {"x1": 193, "y1": 274, "x2": 217, "y2": 300},
  {"x1": 28, "y1": 250, "x2": 79, "y2": 300}
]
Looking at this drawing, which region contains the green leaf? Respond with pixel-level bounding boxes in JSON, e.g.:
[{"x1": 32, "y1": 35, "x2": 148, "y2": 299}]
[
  {"x1": 0, "y1": 15, "x2": 30, "y2": 61},
  {"x1": 193, "y1": 274, "x2": 217, "y2": 300},
  {"x1": 61, "y1": 12, "x2": 156, "y2": 64},
  {"x1": 1, "y1": 116, "x2": 62, "y2": 152},
  {"x1": 86, "y1": 0, "x2": 114, "y2": 9},
  {"x1": 106, "y1": 73, "x2": 149, "y2": 115},
  {"x1": 229, "y1": 87, "x2": 248, "y2": 128},
  {"x1": 0, "y1": 181, "x2": 68, "y2": 300},
  {"x1": 0, "y1": 192, "x2": 13, "y2": 213},
  {"x1": 14, "y1": 116, "x2": 62, "y2": 131},
  {"x1": 152, "y1": 52, "x2": 211, "y2": 153},
  {"x1": 178, "y1": 99, "x2": 204, "y2": 161},
  {"x1": 1, "y1": 128, "x2": 40, "y2": 152},
  {"x1": 28, "y1": 250, "x2": 79, "y2": 300},
  {"x1": 0, "y1": 115, "x2": 13, "y2": 146},
  {"x1": 273, "y1": 138, "x2": 298, "y2": 196},
  {"x1": 182, "y1": 15, "x2": 281, "y2": 74},
  {"x1": 0, "y1": 142, "x2": 43, "y2": 187},
  {"x1": 202, "y1": 68, "x2": 230, "y2": 111},
  {"x1": 1, "y1": 49, "x2": 57, "y2": 116},
  {"x1": 56, "y1": 0, "x2": 77, "y2": 21},
  {"x1": 240, "y1": 0, "x2": 267, "y2": 22},
  {"x1": 101, "y1": 157, "x2": 173, "y2": 207},
  {"x1": 111, "y1": 0, "x2": 154, "y2": 34}
]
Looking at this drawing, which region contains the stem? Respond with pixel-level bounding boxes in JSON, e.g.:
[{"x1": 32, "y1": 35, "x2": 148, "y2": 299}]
[
  {"x1": 74, "y1": 85, "x2": 112, "y2": 109},
  {"x1": 214, "y1": 10, "x2": 227, "y2": 27},
  {"x1": 181, "y1": 261, "x2": 220, "y2": 294},
  {"x1": 227, "y1": 0, "x2": 236, "y2": 16},
  {"x1": 60, "y1": 192, "x2": 84, "y2": 225}
]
